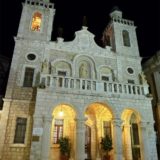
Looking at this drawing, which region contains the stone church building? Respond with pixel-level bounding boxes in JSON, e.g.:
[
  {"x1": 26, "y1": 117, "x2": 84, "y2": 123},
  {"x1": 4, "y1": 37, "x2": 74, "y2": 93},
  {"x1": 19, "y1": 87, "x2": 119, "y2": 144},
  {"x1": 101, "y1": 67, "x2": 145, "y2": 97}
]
[{"x1": 0, "y1": 0, "x2": 158, "y2": 160}]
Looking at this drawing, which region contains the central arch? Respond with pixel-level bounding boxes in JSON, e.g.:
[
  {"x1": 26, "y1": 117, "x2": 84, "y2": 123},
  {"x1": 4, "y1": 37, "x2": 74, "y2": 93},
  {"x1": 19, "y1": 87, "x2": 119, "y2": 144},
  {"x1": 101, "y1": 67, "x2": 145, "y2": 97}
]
[
  {"x1": 85, "y1": 102, "x2": 114, "y2": 160},
  {"x1": 50, "y1": 104, "x2": 76, "y2": 160}
]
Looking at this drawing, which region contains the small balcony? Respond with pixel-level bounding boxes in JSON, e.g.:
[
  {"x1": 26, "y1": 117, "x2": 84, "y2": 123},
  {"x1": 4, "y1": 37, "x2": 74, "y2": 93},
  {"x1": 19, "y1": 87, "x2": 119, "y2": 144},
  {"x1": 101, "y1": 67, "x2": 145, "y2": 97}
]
[{"x1": 39, "y1": 75, "x2": 148, "y2": 99}]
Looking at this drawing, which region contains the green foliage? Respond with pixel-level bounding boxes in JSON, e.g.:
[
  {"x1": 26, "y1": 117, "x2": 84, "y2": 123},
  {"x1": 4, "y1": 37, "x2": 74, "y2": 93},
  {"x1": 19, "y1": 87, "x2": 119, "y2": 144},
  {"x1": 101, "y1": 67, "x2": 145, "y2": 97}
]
[
  {"x1": 58, "y1": 137, "x2": 71, "y2": 156},
  {"x1": 101, "y1": 135, "x2": 113, "y2": 152}
]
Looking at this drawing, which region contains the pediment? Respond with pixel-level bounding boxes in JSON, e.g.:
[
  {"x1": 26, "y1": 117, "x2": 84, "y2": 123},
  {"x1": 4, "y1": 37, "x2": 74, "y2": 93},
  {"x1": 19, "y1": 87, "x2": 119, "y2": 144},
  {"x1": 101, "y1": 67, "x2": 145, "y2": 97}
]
[
  {"x1": 73, "y1": 26, "x2": 95, "y2": 50},
  {"x1": 50, "y1": 26, "x2": 112, "y2": 56}
]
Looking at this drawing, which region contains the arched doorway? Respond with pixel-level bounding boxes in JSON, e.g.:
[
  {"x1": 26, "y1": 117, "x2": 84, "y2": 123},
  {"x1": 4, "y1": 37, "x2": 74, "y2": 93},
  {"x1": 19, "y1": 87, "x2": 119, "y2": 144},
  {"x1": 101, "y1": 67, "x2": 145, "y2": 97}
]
[
  {"x1": 121, "y1": 109, "x2": 142, "y2": 160},
  {"x1": 50, "y1": 104, "x2": 76, "y2": 160},
  {"x1": 85, "y1": 103, "x2": 113, "y2": 160}
]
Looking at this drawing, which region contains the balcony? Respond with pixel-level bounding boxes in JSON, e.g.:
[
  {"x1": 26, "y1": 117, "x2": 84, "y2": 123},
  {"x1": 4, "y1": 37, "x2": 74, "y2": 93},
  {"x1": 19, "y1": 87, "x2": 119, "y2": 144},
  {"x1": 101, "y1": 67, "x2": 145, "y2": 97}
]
[{"x1": 39, "y1": 75, "x2": 148, "y2": 99}]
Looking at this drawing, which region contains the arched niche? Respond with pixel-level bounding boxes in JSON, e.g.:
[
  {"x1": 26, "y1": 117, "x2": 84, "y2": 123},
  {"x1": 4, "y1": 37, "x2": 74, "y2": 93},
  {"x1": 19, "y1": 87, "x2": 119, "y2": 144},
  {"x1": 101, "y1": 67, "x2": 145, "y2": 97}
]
[
  {"x1": 73, "y1": 55, "x2": 96, "y2": 79},
  {"x1": 84, "y1": 102, "x2": 114, "y2": 160},
  {"x1": 51, "y1": 60, "x2": 72, "y2": 77},
  {"x1": 98, "y1": 65, "x2": 114, "y2": 81}
]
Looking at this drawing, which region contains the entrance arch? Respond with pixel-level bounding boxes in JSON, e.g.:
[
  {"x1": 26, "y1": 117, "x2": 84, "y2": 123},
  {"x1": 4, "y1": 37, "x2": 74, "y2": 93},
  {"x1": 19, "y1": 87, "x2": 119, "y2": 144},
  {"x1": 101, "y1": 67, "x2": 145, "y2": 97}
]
[
  {"x1": 85, "y1": 102, "x2": 114, "y2": 160},
  {"x1": 50, "y1": 104, "x2": 76, "y2": 160},
  {"x1": 121, "y1": 109, "x2": 142, "y2": 160}
]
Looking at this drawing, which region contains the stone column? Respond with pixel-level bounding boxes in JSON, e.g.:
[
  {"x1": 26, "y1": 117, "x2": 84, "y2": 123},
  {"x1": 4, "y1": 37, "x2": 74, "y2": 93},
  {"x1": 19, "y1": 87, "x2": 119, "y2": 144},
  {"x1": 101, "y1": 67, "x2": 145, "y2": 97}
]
[
  {"x1": 41, "y1": 116, "x2": 52, "y2": 160},
  {"x1": 96, "y1": 120, "x2": 101, "y2": 160},
  {"x1": 30, "y1": 116, "x2": 43, "y2": 160},
  {"x1": 140, "y1": 121, "x2": 150, "y2": 160},
  {"x1": 75, "y1": 118, "x2": 86, "y2": 160},
  {"x1": 122, "y1": 123, "x2": 132, "y2": 160},
  {"x1": 141, "y1": 121, "x2": 158, "y2": 160},
  {"x1": 69, "y1": 120, "x2": 75, "y2": 160},
  {"x1": 112, "y1": 119, "x2": 123, "y2": 160},
  {"x1": 91, "y1": 123, "x2": 96, "y2": 159}
]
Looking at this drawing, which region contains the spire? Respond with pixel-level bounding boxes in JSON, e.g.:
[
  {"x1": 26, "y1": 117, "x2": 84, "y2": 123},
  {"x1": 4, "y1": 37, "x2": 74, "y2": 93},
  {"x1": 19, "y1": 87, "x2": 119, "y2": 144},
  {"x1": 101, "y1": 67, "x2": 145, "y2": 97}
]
[
  {"x1": 83, "y1": 16, "x2": 88, "y2": 27},
  {"x1": 110, "y1": 6, "x2": 122, "y2": 19},
  {"x1": 58, "y1": 27, "x2": 64, "y2": 37}
]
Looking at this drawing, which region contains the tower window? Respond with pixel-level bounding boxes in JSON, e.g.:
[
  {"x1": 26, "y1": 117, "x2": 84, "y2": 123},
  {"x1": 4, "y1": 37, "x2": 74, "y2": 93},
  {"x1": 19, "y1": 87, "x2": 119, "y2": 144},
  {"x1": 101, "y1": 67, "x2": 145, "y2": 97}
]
[
  {"x1": 122, "y1": 30, "x2": 130, "y2": 47},
  {"x1": 31, "y1": 12, "x2": 42, "y2": 32},
  {"x1": 14, "y1": 117, "x2": 27, "y2": 144},
  {"x1": 23, "y1": 67, "x2": 34, "y2": 87}
]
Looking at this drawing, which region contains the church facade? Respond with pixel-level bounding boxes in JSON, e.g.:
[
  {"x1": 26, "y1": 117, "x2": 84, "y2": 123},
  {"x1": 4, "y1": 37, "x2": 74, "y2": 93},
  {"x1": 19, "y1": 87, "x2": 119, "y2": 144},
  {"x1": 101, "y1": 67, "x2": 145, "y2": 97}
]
[{"x1": 0, "y1": 0, "x2": 158, "y2": 160}]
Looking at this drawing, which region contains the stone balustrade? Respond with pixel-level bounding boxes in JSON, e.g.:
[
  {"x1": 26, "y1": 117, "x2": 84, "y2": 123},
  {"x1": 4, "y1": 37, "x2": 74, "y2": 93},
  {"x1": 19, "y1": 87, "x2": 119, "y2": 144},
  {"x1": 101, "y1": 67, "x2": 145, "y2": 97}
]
[
  {"x1": 40, "y1": 75, "x2": 147, "y2": 98},
  {"x1": 112, "y1": 17, "x2": 134, "y2": 26},
  {"x1": 25, "y1": 0, "x2": 54, "y2": 9}
]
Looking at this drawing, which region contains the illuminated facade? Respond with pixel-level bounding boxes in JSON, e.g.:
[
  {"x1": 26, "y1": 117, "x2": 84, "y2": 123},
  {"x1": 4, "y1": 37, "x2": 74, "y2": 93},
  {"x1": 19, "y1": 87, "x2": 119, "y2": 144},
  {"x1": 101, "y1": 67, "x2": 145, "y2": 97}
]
[{"x1": 0, "y1": 0, "x2": 158, "y2": 160}]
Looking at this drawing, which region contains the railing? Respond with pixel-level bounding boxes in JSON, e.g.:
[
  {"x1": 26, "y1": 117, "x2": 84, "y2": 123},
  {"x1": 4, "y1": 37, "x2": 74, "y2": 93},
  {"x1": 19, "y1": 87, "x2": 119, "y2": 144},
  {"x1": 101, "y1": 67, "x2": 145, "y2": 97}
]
[
  {"x1": 25, "y1": 0, "x2": 54, "y2": 9},
  {"x1": 40, "y1": 75, "x2": 147, "y2": 97},
  {"x1": 40, "y1": 75, "x2": 96, "y2": 91}
]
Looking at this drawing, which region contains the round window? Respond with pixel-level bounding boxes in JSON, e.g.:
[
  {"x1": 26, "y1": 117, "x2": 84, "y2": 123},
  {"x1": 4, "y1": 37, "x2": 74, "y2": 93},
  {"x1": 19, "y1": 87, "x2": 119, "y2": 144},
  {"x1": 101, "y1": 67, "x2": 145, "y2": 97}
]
[
  {"x1": 127, "y1": 67, "x2": 134, "y2": 74},
  {"x1": 27, "y1": 53, "x2": 36, "y2": 61}
]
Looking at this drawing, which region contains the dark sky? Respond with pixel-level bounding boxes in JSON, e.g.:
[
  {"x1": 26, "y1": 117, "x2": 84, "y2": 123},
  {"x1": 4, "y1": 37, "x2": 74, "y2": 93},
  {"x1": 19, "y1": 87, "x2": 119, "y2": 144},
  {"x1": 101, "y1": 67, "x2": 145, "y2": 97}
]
[{"x1": 0, "y1": 0, "x2": 159, "y2": 63}]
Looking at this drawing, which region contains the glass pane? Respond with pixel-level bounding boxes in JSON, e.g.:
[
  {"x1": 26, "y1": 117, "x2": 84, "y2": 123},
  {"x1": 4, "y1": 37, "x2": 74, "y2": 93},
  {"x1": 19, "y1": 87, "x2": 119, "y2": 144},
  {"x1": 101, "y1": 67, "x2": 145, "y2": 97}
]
[
  {"x1": 123, "y1": 30, "x2": 130, "y2": 47},
  {"x1": 14, "y1": 118, "x2": 27, "y2": 143},
  {"x1": 132, "y1": 147, "x2": 141, "y2": 160},
  {"x1": 31, "y1": 12, "x2": 42, "y2": 32},
  {"x1": 132, "y1": 123, "x2": 140, "y2": 145}
]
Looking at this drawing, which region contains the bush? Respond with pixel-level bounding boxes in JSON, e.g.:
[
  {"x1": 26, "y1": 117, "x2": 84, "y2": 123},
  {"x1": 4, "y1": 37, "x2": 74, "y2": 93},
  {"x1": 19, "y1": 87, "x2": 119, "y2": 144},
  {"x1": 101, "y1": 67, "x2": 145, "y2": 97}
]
[
  {"x1": 58, "y1": 137, "x2": 71, "y2": 156},
  {"x1": 101, "y1": 135, "x2": 113, "y2": 152}
]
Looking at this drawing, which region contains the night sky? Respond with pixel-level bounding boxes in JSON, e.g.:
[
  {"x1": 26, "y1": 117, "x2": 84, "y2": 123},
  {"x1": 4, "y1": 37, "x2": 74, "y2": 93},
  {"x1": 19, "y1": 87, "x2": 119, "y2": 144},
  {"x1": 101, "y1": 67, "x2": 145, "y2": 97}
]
[{"x1": 0, "y1": 0, "x2": 159, "y2": 63}]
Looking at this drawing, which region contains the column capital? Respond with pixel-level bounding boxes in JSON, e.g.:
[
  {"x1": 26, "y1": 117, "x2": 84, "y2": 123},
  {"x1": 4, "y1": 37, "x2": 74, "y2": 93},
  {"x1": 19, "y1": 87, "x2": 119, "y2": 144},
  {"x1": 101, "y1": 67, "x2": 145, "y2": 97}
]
[
  {"x1": 140, "y1": 121, "x2": 154, "y2": 128},
  {"x1": 75, "y1": 117, "x2": 87, "y2": 122},
  {"x1": 123, "y1": 123, "x2": 131, "y2": 128},
  {"x1": 112, "y1": 118, "x2": 123, "y2": 127}
]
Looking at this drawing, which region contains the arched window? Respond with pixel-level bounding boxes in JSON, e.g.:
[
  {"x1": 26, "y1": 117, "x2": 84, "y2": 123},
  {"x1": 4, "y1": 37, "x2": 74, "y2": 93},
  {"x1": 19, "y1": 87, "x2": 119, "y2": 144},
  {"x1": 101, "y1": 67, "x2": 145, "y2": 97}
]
[
  {"x1": 122, "y1": 30, "x2": 130, "y2": 47},
  {"x1": 23, "y1": 67, "x2": 34, "y2": 87},
  {"x1": 130, "y1": 113, "x2": 141, "y2": 160},
  {"x1": 31, "y1": 12, "x2": 42, "y2": 32}
]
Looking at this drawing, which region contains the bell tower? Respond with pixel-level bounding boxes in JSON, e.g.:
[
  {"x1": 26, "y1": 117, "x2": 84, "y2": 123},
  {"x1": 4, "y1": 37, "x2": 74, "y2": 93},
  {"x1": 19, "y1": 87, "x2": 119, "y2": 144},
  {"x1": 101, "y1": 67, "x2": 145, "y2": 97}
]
[
  {"x1": 17, "y1": 0, "x2": 55, "y2": 41},
  {"x1": 102, "y1": 7, "x2": 140, "y2": 57}
]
